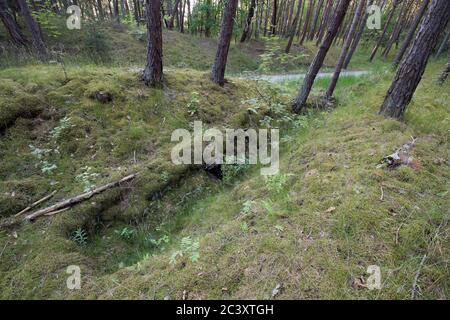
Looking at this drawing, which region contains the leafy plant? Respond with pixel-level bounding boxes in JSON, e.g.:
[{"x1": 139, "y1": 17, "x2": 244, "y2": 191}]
[
  {"x1": 147, "y1": 234, "x2": 170, "y2": 251},
  {"x1": 115, "y1": 227, "x2": 136, "y2": 241},
  {"x1": 221, "y1": 155, "x2": 251, "y2": 183},
  {"x1": 265, "y1": 174, "x2": 288, "y2": 194},
  {"x1": 29, "y1": 145, "x2": 58, "y2": 175},
  {"x1": 71, "y1": 228, "x2": 88, "y2": 246},
  {"x1": 50, "y1": 116, "x2": 73, "y2": 139},
  {"x1": 187, "y1": 91, "x2": 200, "y2": 116},
  {"x1": 75, "y1": 167, "x2": 100, "y2": 192},
  {"x1": 170, "y1": 236, "x2": 200, "y2": 264}
]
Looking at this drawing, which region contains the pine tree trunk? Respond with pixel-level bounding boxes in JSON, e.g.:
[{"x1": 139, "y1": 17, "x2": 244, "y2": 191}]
[
  {"x1": 308, "y1": 0, "x2": 324, "y2": 40},
  {"x1": 211, "y1": 0, "x2": 238, "y2": 86},
  {"x1": 382, "y1": 0, "x2": 410, "y2": 58},
  {"x1": 293, "y1": 0, "x2": 351, "y2": 113},
  {"x1": 241, "y1": 0, "x2": 256, "y2": 42},
  {"x1": 343, "y1": 0, "x2": 375, "y2": 69},
  {"x1": 16, "y1": 0, "x2": 47, "y2": 59},
  {"x1": 0, "y1": 0, "x2": 28, "y2": 47},
  {"x1": 379, "y1": 0, "x2": 450, "y2": 118},
  {"x1": 143, "y1": 0, "x2": 163, "y2": 87},
  {"x1": 325, "y1": 0, "x2": 365, "y2": 99},
  {"x1": 270, "y1": 0, "x2": 278, "y2": 35},
  {"x1": 369, "y1": 0, "x2": 399, "y2": 62},
  {"x1": 299, "y1": 0, "x2": 313, "y2": 44},
  {"x1": 315, "y1": 0, "x2": 333, "y2": 46},
  {"x1": 286, "y1": 0, "x2": 303, "y2": 53}
]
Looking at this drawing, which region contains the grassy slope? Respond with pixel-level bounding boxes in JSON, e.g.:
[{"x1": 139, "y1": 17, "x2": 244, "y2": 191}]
[
  {"x1": 1, "y1": 58, "x2": 447, "y2": 299},
  {"x1": 73, "y1": 62, "x2": 448, "y2": 300}
]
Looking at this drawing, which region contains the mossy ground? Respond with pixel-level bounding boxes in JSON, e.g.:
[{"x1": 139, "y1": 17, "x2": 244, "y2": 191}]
[{"x1": 0, "y1": 29, "x2": 448, "y2": 299}]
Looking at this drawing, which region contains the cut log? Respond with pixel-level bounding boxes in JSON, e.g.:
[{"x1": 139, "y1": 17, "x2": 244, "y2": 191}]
[
  {"x1": 14, "y1": 190, "x2": 57, "y2": 217},
  {"x1": 25, "y1": 173, "x2": 137, "y2": 221}
]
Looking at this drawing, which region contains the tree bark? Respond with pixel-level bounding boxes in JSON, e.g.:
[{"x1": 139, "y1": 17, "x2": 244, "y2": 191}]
[
  {"x1": 143, "y1": 0, "x2": 163, "y2": 87},
  {"x1": 241, "y1": 0, "x2": 257, "y2": 42},
  {"x1": 270, "y1": 0, "x2": 278, "y2": 35},
  {"x1": 211, "y1": 0, "x2": 238, "y2": 86},
  {"x1": 0, "y1": 0, "x2": 28, "y2": 47},
  {"x1": 369, "y1": 0, "x2": 399, "y2": 62},
  {"x1": 325, "y1": 0, "x2": 365, "y2": 99},
  {"x1": 299, "y1": 0, "x2": 314, "y2": 44},
  {"x1": 343, "y1": 0, "x2": 375, "y2": 69},
  {"x1": 379, "y1": 0, "x2": 450, "y2": 118},
  {"x1": 308, "y1": 0, "x2": 323, "y2": 40},
  {"x1": 293, "y1": 0, "x2": 351, "y2": 113},
  {"x1": 17, "y1": 0, "x2": 47, "y2": 59},
  {"x1": 285, "y1": 0, "x2": 303, "y2": 53}
]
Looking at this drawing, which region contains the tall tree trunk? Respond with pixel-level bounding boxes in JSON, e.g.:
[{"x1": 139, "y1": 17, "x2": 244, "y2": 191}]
[
  {"x1": 211, "y1": 0, "x2": 238, "y2": 86},
  {"x1": 169, "y1": 0, "x2": 181, "y2": 30},
  {"x1": 241, "y1": 0, "x2": 256, "y2": 42},
  {"x1": 379, "y1": 0, "x2": 450, "y2": 118},
  {"x1": 325, "y1": 0, "x2": 365, "y2": 99},
  {"x1": 113, "y1": 0, "x2": 120, "y2": 23},
  {"x1": 369, "y1": 0, "x2": 399, "y2": 62},
  {"x1": 308, "y1": 0, "x2": 323, "y2": 40},
  {"x1": 16, "y1": 0, "x2": 47, "y2": 59},
  {"x1": 0, "y1": 0, "x2": 28, "y2": 47},
  {"x1": 96, "y1": 0, "x2": 104, "y2": 19},
  {"x1": 293, "y1": 0, "x2": 351, "y2": 113},
  {"x1": 286, "y1": 0, "x2": 303, "y2": 53},
  {"x1": 299, "y1": 0, "x2": 313, "y2": 44},
  {"x1": 381, "y1": 0, "x2": 410, "y2": 57},
  {"x1": 143, "y1": 0, "x2": 163, "y2": 87},
  {"x1": 315, "y1": 0, "x2": 332, "y2": 45},
  {"x1": 343, "y1": 0, "x2": 375, "y2": 69},
  {"x1": 270, "y1": 0, "x2": 278, "y2": 35}
]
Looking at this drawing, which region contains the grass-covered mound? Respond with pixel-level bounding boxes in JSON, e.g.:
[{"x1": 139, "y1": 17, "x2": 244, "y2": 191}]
[{"x1": 0, "y1": 64, "x2": 289, "y2": 298}]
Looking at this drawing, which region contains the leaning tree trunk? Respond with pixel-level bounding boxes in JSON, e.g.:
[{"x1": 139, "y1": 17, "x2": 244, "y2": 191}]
[
  {"x1": 143, "y1": 0, "x2": 163, "y2": 87},
  {"x1": 16, "y1": 0, "x2": 47, "y2": 59},
  {"x1": 293, "y1": 0, "x2": 351, "y2": 113},
  {"x1": 0, "y1": 0, "x2": 28, "y2": 47},
  {"x1": 241, "y1": 0, "x2": 256, "y2": 42},
  {"x1": 437, "y1": 50, "x2": 450, "y2": 84},
  {"x1": 369, "y1": 0, "x2": 399, "y2": 62},
  {"x1": 211, "y1": 0, "x2": 238, "y2": 86},
  {"x1": 392, "y1": 0, "x2": 430, "y2": 68},
  {"x1": 379, "y1": 0, "x2": 450, "y2": 118},
  {"x1": 285, "y1": 0, "x2": 303, "y2": 53},
  {"x1": 325, "y1": 0, "x2": 365, "y2": 100},
  {"x1": 343, "y1": 0, "x2": 375, "y2": 69}
]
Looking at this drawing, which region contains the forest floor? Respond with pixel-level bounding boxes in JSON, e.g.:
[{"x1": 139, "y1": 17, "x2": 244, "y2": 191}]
[{"x1": 0, "y1": 26, "x2": 448, "y2": 299}]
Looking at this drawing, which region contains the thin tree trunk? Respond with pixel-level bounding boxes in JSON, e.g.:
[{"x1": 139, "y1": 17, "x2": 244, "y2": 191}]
[
  {"x1": 315, "y1": 0, "x2": 332, "y2": 45},
  {"x1": 270, "y1": 0, "x2": 278, "y2": 35},
  {"x1": 143, "y1": 0, "x2": 163, "y2": 87},
  {"x1": 211, "y1": 0, "x2": 238, "y2": 86},
  {"x1": 293, "y1": 0, "x2": 351, "y2": 113},
  {"x1": 308, "y1": 0, "x2": 323, "y2": 40},
  {"x1": 16, "y1": 0, "x2": 47, "y2": 59},
  {"x1": 286, "y1": 0, "x2": 303, "y2": 53},
  {"x1": 343, "y1": 0, "x2": 375, "y2": 69},
  {"x1": 369, "y1": 0, "x2": 399, "y2": 62},
  {"x1": 299, "y1": 0, "x2": 313, "y2": 44},
  {"x1": 325, "y1": 0, "x2": 365, "y2": 99},
  {"x1": 241, "y1": 0, "x2": 256, "y2": 42},
  {"x1": 379, "y1": 0, "x2": 450, "y2": 118},
  {"x1": 382, "y1": 0, "x2": 410, "y2": 57}
]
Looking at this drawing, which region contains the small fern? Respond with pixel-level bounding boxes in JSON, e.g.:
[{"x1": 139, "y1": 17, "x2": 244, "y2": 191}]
[{"x1": 71, "y1": 228, "x2": 88, "y2": 246}]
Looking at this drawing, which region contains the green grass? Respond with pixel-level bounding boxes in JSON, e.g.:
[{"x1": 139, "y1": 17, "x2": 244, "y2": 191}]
[{"x1": 0, "y1": 34, "x2": 448, "y2": 299}]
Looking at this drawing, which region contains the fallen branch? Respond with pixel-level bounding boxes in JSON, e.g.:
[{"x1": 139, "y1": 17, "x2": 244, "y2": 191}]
[
  {"x1": 14, "y1": 190, "x2": 57, "y2": 217},
  {"x1": 25, "y1": 173, "x2": 137, "y2": 221}
]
